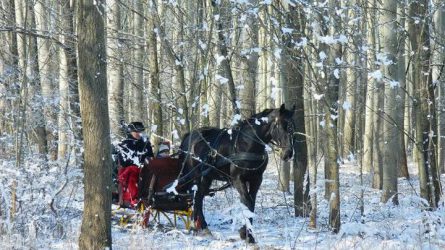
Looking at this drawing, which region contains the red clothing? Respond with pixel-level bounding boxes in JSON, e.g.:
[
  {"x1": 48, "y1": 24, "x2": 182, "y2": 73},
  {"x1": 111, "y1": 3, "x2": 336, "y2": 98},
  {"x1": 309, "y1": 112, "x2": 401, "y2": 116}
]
[{"x1": 118, "y1": 165, "x2": 141, "y2": 206}]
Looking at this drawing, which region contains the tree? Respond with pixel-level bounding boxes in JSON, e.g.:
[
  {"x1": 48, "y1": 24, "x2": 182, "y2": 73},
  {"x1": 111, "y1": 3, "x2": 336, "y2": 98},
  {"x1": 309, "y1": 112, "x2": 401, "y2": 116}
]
[
  {"x1": 28, "y1": 1, "x2": 48, "y2": 158},
  {"x1": 212, "y1": 0, "x2": 240, "y2": 115},
  {"x1": 279, "y1": 2, "x2": 309, "y2": 216},
  {"x1": 433, "y1": 0, "x2": 445, "y2": 174},
  {"x1": 133, "y1": 0, "x2": 145, "y2": 122},
  {"x1": 317, "y1": 0, "x2": 342, "y2": 232},
  {"x1": 147, "y1": 0, "x2": 163, "y2": 146},
  {"x1": 77, "y1": 0, "x2": 113, "y2": 248},
  {"x1": 107, "y1": 0, "x2": 125, "y2": 140},
  {"x1": 381, "y1": 0, "x2": 399, "y2": 204},
  {"x1": 409, "y1": 0, "x2": 442, "y2": 208},
  {"x1": 35, "y1": 0, "x2": 58, "y2": 160}
]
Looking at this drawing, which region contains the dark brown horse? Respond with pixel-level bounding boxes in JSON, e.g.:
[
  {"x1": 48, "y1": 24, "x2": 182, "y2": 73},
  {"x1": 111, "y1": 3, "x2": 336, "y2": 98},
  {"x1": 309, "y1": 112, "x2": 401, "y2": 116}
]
[{"x1": 178, "y1": 104, "x2": 295, "y2": 243}]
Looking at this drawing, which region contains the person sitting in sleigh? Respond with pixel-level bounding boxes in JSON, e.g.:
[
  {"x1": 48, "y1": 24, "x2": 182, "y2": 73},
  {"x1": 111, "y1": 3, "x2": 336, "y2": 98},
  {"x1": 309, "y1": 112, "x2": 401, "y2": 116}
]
[{"x1": 115, "y1": 121, "x2": 154, "y2": 208}]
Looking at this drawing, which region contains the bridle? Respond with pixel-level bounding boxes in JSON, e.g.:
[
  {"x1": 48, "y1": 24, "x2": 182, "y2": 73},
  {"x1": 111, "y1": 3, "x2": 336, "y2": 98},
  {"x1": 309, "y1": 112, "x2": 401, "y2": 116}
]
[{"x1": 268, "y1": 117, "x2": 295, "y2": 150}]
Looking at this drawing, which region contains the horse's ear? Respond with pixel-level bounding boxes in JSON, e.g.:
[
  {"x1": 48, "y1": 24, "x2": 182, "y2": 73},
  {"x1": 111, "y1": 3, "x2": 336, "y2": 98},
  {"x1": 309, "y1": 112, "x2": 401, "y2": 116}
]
[{"x1": 280, "y1": 104, "x2": 286, "y2": 114}]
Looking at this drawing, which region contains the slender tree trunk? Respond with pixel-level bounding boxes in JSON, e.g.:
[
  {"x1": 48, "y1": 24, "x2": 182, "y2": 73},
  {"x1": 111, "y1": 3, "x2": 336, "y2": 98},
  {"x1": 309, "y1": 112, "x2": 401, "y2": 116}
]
[
  {"x1": 239, "y1": 0, "x2": 258, "y2": 118},
  {"x1": 433, "y1": 0, "x2": 445, "y2": 174},
  {"x1": 381, "y1": 0, "x2": 399, "y2": 204},
  {"x1": 397, "y1": 3, "x2": 409, "y2": 178},
  {"x1": 62, "y1": 0, "x2": 82, "y2": 154},
  {"x1": 147, "y1": 1, "x2": 163, "y2": 146},
  {"x1": 369, "y1": 0, "x2": 383, "y2": 189},
  {"x1": 319, "y1": 0, "x2": 341, "y2": 232},
  {"x1": 107, "y1": 0, "x2": 125, "y2": 140},
  {"x1": 362, "y1": 1, "x2": 374, "y2": 173},
  {"x1": 133, "y1": 0, "x2": 145, "y2": 122},
  {"x1": 150, "y1": 0, "x2": 189, "y2": 135},
  {"x1": 279, "y1": 3, "x2": 309, "y2": 216},
  {"x1": 409, "y1": 0, "x2": 442, "y2": 208},
  {"x1": 28, "y1": 3, "x2": 48, "y2": 158},
  {"x1": 257, "y1": 7, "x2": 268, "y2": 112},
  {"x1": 77, "y1": 0, "x2": 112, "y2": 248},
  {"x1": 35, "y1": 0, "x2": 58, "y2": 160},
  {"x1": 212, "y1": 0, "x2": 240, "y2": 115}
]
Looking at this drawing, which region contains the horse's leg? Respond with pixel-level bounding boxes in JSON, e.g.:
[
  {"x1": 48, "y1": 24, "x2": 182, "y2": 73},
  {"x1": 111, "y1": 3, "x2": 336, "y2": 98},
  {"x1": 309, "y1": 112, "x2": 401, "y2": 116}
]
[
  {"x1": 233, "y1": 176, "x2": 257, "y2": 243},
  {"x1": 193, "y1": 176, "x2": 212, "y2": 232}
]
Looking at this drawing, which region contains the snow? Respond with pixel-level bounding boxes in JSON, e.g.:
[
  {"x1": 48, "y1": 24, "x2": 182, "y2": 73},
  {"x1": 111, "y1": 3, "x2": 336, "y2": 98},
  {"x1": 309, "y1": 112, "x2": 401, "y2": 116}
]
[
  {"x1": 1, "y1": 155, "x2": 444, "y2": 249},
  {"x1": 342, "y1": 101, "x2": 351, "y2": 111},
  {"x1": 389, "y1": 80, "x2": 400, "y2": 88},
  {"x1": 274, "y1": 48, "x2": 282, "y2": 59},
  {"x1": 319, "y1": 51, "x2": 327, "y2": 61},
  {"x1": 215, "y1": 74, "x2": 229, "y2": 85},
  {"x1": 282, "y1": 27, "x2": 294, "y2": 34},
  {"x1": 215, "y1": 55, "x2": 225, "y2": 65},
  {"x1": 333, "y1": 68, "x2": 340, "y2": 79},
  {"x1": 166, "y1": 179, "x2": 179, "y2": 195},
  {"x1": 313, "y1": 93, "x2": 324, "y2": 100},
  {"x1": 368, "y1": 70, "x2": 383, "y2": 81},
  {"x1": 171, "y1": 130, "x2": 180, "y2": 140},
  {"x1": 201, "y1": 104, "x2": 210, "y2": 117},
  {"x1": 230, "y1": 114, "x2": 242, "y2": 126}
]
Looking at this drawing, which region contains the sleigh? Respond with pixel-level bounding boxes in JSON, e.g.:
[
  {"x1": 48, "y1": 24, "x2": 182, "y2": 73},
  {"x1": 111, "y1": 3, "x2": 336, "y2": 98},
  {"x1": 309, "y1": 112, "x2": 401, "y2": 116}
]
[{"x1": 137, "y1": 158, "x2": 194, "y2": 229}]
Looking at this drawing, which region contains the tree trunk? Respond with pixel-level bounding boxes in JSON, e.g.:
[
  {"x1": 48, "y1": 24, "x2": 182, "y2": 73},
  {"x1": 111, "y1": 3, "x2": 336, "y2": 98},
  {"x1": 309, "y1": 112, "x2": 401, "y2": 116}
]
[
  {"x1": 239, "y1": 0, "x2": 258, "y2": 118},
  {"x1": 107, "y1": 0, "x2": 125, "y2": 140},
  {"x1": 77, "y1": 0, "x2": 112, "y2": 248},
  {"x1": 381, "y1": 0, "x2": 399, "y2": 204},
  {"x1": 147, "y1": 1, "x2": 163, "y2": 146},
  {"x1": 212, "y1": 0, "x2": 240, "y2": 115},
  {"x1": 279, "y1": 3, "x2": 309, "y2": 216},
  {"x1": 28, "y1": 2, "x2": 48, "y2": 158},
  {"x1": 35, "y1": 0, "x2": 58, "y2": 160},
  {"x1": 62, "y1": 0, "x2": 82, "y2": 153},
  {"x1": 133, "y1": 0, "x2": 145, "y2": 122},
  {"x1": 433, "y1": 0, "x2": 445, "y2": 174},
  {"x1": 397, "y1": 3, "x2": 409, "y2": 179},
  {"x1": 409, "y1": 0, "x2": 442, "y2": 208},
  {"x1": 362, "y1": 0, "x2": 375, "y2": 173},
  {"x1": 319, "y1": 0, "x2": 341, "y2": 233}
]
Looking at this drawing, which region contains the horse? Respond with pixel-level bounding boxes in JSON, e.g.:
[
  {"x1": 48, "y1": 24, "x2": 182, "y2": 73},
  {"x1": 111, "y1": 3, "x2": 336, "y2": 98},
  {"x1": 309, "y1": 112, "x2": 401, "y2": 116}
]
[{"x1": 178, "y1": 104, "x2": 295, "y2": 243}]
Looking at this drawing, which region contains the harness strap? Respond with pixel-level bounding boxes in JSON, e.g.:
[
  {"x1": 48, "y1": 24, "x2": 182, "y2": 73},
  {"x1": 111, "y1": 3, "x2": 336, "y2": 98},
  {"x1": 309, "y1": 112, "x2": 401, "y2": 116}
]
[{"x1": 214, "y1": 152, "x2": 268, "y2": 167}]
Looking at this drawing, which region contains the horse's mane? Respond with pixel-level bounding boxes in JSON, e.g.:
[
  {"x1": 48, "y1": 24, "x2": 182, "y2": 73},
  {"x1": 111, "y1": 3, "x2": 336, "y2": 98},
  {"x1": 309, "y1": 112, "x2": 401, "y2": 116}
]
[
  {"x1": 235, "y1": 109, "x2": 275, "y2": 127},
  {"x1": 250, "y1": 109, "x2": 274, "y2": 119}
]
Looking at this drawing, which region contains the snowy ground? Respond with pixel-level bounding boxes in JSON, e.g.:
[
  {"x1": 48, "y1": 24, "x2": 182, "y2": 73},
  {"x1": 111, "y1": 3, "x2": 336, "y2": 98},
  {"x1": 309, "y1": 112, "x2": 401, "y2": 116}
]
[{"x1": 1, "y1": 155, "x2": 444, "y2": 249}]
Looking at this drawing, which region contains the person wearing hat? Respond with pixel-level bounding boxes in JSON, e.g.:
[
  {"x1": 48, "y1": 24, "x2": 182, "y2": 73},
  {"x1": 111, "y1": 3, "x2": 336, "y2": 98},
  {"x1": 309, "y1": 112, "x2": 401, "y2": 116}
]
[
  {"x1": 116, "y1": 121, "x2": 154, "y2": 207},
  {"x1": 156, "y1": 141, "x2": 171, "y2": 158}
]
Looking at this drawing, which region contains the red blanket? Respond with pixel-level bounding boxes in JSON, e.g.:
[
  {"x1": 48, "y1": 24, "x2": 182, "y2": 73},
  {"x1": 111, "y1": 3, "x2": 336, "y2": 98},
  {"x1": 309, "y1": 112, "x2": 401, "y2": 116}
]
[{"x1": 118, "y1": 165, "x2": 140, "y2": 206}]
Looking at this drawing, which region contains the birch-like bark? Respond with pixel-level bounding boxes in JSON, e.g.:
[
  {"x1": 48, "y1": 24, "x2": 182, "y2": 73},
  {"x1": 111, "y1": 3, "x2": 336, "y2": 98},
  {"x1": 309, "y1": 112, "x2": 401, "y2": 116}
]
[
  {"x1": 433, "y1": 0, "x2": 445, "y2": 174},
  {"x1": 35, "y1": 0, "x2": 58, "y2": 159},
  {"x1": 133, "y1": 0, "x2": 145, "y2": 122},
  {"x1": 107, "y1": 0, "x2": 125, "y2": 140},
  {"x1": 147, "y1": 1, "x2": 163, "y2": 146}
]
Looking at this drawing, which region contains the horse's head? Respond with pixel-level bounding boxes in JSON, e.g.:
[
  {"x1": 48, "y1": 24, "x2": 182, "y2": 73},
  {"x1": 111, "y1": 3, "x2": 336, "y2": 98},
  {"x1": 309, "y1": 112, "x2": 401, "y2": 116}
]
[{"x1": 268, "y1": 104, "x2": 295, "y2": 161}]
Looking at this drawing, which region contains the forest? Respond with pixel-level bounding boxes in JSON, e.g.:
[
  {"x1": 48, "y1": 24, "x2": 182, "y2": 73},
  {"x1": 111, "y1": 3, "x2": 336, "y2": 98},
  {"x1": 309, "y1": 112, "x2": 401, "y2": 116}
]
[{"x1": 0, "y1": 0, "x2": 444, "y2": 249}]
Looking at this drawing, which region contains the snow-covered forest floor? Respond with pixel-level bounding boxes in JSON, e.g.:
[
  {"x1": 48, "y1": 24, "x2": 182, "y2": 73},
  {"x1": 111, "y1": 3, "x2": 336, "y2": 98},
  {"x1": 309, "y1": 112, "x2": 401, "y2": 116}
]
[{"x1": 1, "y1": 155, "x2": 444, "y2": 249}]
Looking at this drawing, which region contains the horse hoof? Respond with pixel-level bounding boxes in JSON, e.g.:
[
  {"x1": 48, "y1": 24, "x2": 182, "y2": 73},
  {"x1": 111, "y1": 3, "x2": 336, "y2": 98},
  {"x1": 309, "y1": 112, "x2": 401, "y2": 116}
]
[
  {"x1": 239, "y1": 226, "x2": 255, "y2": 243},
  {"x1": 239, "y1": 226, "x2": 247, "y2": 239},
  {"x1": 193, "y1": 228, "x2": 213, "y2": 237},
  {"x1": 202, "y1": 228, "x2": 213, "y2": 236},
  {"x1": 247, "y1": 234, "x2": 256, "y2": 244}
]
